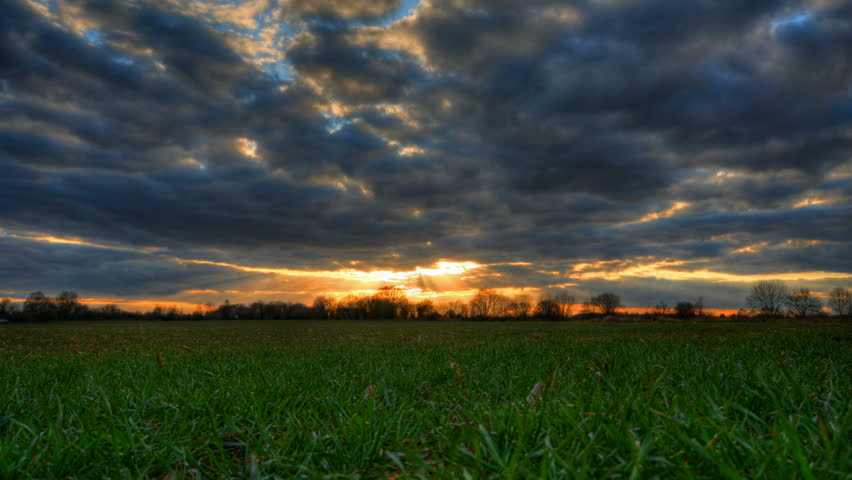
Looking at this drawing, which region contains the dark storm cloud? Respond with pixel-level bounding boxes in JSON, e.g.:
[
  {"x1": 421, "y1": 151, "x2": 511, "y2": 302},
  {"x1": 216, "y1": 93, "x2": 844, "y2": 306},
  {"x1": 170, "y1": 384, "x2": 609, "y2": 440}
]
[
  {"x1": 0, "y1": 129, "x2": 119, "y2": 167},
  {"x1": 287, "y1": 26, "x2": 424, "y2": 104},
  {"x1": 368, "y1": 0, "x2": 852, "y2": 179},
  {"x1": 717, "y1": 241, "x2": 852, "y2": 276},
  {"x1": 61, "y1": 0, "x2": 260, "y2": 92},
  {"x1": 2, "y1": 0, "x2": 851, "y2": 304},
  {"x1": 282, "y1": 0, "x2": 401, "y2": 22},
  {"x1": 0, "y1": 157, "x2": 453, "y2": 252},
  {"x1": 1, "y1": 3, "x2": 235, "y2": 163},
  {"x1": 0, "y1": 235, "x2": 254, "y2": 297},
  {"x1": 771, "y1": 3, "x2": 852, "y2": 92},
  {"x1": 622, "y1": 206, "x2": 852, "y2": 246}
]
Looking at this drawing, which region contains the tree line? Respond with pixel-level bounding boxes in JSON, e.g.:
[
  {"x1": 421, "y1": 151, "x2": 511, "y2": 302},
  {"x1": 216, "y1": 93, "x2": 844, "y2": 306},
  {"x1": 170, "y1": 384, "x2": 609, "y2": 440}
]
[
  {"x1": 744, "y1": 280, "x2": 851, "y2": 318},
  {"x1": 0, "y1": 283, "x2": 849, "y2": 323},
  {"x1": 0, "y1": 288, "x2": 607, "y2": 322}
]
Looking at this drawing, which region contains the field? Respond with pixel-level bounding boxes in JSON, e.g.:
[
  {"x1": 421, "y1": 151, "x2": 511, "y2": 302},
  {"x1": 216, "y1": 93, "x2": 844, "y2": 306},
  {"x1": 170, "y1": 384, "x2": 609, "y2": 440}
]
[{"x1": 1, "y1": 321, "x2": 850, "y2": 479}]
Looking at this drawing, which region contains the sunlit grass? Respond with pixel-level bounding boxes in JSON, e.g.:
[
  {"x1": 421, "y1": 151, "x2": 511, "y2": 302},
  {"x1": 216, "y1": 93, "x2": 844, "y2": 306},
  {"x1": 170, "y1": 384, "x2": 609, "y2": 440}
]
[{"x1": 1, "y1": 321, "x2": 849, "y2": 478}]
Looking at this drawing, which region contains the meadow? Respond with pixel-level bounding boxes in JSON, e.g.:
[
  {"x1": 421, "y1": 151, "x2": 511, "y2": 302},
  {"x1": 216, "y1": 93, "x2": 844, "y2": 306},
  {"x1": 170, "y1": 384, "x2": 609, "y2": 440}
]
[{"x1": 0, "y1": 320, "x2": 849, "y2": 479}]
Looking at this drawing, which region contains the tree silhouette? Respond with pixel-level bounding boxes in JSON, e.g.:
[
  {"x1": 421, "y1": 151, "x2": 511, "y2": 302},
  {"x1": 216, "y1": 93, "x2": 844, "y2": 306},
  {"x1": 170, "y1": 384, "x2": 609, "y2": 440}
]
[
  {"x1": 24, "y1": 291, "x2": 54, "y2": 321},
  {"x1": 470, "y1": 288, "x2": 500, "y2": 318},
  {"x1": 675, "y1": 301, "x2": 696, "y2": 318},
  {"x1": 585, "y1": 293, "x2": 622, "y2": 315},
  {"x1": 827, "y1": 287, "x2": 851, "y2": 316},
  {"x1": 56, "y1": 291, "x2": 82, "y2": 321},
  {"x1": 746, "y1": 280, "x2": 788, "y2": 317},
  {"x1": 652, "y1": 301, "x2": 669, "y2": 315},
  {"x1": 312, "y1": 295, "x2": 335, "y2": 319},
  {"x1": 415, "y1": 299, "x2": 437, "y2": 319},
  {"x1": 785, "y1": 288, "x2": 822, "y2": 318}
]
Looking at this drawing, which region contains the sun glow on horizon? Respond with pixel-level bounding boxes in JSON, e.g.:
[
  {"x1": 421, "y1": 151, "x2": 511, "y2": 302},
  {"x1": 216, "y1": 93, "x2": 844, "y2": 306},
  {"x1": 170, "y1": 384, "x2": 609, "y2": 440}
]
[
  {"x1": 5, "y1": 228, "x2": 852, "y2": 309},
  {"x1": 179, "y1": 258, "x2": 484, "y2": 283},
  {"x1": 2, "y1": 296, "x2": 213, "y2": 313}
]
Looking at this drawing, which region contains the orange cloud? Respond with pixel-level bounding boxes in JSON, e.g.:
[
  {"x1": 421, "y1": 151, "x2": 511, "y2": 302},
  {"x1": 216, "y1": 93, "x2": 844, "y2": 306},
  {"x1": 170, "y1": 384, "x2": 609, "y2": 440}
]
[
  {"x1": 793, "y1": 196, "x2": 826, "y2": 208},
  {"x1": 3, "y1": 230, "x2": 159, "y2": 253},
  {"x1": 731, "y1": 242, "x2": 771, "y2": 254},
  {"x1": 546, "y1": 282, "x2": 578, "y2": 288},
  {"x1": 179, "y1": 258, "x2": 485, "y2": 283},
  {"x1": 321, "y1": 287, "x2": 480, "y2": 301},
  {"x1": 569, "y1": 257, "x2": 852, "y2": 283},
  {"x1": 236, "y1": 137, "x2": 260, "y2": 160},
  {"x1": 7, "y1": 232, "x2": 111, "y2": 249},
  {"x1": 633, "y1": 201, "x2": 691, "y2": 223}
]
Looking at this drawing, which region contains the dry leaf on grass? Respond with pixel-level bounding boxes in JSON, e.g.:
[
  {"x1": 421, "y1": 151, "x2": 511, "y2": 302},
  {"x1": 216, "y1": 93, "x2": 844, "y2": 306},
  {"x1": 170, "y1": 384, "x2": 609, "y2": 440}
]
[
  {"x1": 16, "y1": 352, "x2": 34, "y2": 366},
  {"x1": 526, "y1": 382, "x2": 543, "y2": 405},
  {"x1": 449, "y1": 361, "x2": 463, "y2": 384},
  {"x1": 363, "y1": 384, "x2": 377, "y2": 399}
]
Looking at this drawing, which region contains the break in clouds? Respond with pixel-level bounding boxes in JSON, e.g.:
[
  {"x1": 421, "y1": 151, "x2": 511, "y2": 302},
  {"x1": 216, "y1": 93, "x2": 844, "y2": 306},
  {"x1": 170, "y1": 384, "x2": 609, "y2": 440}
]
[{"x1": 1, "y1": 0, "x2": 851, "y2": 309}]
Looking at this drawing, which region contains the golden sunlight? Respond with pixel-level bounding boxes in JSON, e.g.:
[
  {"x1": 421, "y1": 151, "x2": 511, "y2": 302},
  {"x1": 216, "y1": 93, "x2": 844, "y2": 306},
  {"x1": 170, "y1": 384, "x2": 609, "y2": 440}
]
[
  {"x1": 569, "y1": 257, "x2": 852, "y2": 283},
  {"x1": 3, "y1": 231, "x2": 157, "y2": 253},
  {"x1": 793, "y1": 196, "x2": 826, "y2": 208},
  {"x1": 178, "y1": 258, "x2": 484, "y2": 283},
  {"x1": 236, "y1": 137, "x2": 259, "y2": 159},
  {"x1": 634, "y1": 201, "x2": 691, "y2": 223}
]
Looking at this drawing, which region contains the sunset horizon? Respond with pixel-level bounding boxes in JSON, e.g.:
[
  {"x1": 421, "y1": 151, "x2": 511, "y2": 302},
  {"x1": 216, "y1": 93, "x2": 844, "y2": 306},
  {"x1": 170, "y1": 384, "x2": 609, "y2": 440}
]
[
  {"x1": 2, "y1": 1, "x2": 851, "y2": 477},
  {"x1": 2, "y1": 0, "x2": 852, "y2": 313}
]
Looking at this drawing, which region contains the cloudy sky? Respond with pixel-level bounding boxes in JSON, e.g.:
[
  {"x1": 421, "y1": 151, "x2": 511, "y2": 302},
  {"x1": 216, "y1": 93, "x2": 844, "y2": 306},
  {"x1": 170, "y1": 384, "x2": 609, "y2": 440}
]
[{"x1": 2, "y1": 0, "x2": 851, "y2": 312}]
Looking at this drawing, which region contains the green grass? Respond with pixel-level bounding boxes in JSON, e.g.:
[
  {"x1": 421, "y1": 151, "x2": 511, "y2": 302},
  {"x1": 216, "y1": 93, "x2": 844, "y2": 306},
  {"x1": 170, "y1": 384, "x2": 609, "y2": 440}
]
[{"x1": 1, "y1": 321, "x2": 850, "y2": 479}]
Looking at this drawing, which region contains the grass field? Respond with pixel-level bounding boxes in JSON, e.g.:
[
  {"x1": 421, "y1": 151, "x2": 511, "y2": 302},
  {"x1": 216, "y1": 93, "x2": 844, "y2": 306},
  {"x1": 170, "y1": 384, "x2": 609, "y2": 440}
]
[{"x1": 1, "y1": 320, "x2": 850, "y2": 479}]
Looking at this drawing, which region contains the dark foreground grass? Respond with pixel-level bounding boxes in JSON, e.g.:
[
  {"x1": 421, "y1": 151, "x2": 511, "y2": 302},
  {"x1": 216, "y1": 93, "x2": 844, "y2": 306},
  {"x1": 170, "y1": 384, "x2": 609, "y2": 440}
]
[{"x1": 1, "y1": 321, "x2": 850, "y2": 479}]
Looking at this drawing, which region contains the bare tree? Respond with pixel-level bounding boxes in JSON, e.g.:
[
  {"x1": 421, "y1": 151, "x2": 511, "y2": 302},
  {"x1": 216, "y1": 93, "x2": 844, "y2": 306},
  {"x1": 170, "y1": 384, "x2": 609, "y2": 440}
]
[
  {"x1": 469, "y1": 288, "x2": 499, "y2": 318},
  {"x1": 746, "y1": 280, "x2": 788, "y2": 316},
  {"x1": 675, "y1": 301, "x2": 696, "y2": 318},
  {"x1": 537, "y1": 292, "x2": 575, "y2": 319},
  {"x1": 827, "y1": 287, "x2": 852, "y2": 316},
  {"x1": 652, "y1": 301, "x2": 669, "y2": 316},
  {"x1": 554, "y1": 292, "x2": 575, "y2": 318},
  {"x1": 511, "y1": 293, "x2": 533, "y2": 319},
  {"x1": 492, "y1": 294, "x2": 513, "y2": 318},
  {"x1": 441, "y1": 300, "x2": 468, "y2": 319},
  {"x1": 585, "y1": 292, "x2": 622, "y2": 315},
  {"x1": 24, "y1": 291, "x2": 55, "y2": 321},
  {"x1": 369, "y1": 286, "x2": 410, "y2": 319},
  {"x1": 24, "y1": 291, "x2": 48, "y2": 311},
  {"x1": 469, "y1": 293, "x2": 487, "y2": 318},
  {"x1": 535, "y1": 295, "x2": 560, "y2": 320},
  {"x1": 785, "y1": 288, "x2": 823, "y2": 318},
  {"x1": 415, "y1": 299, "x2": 437, "y2": 319},
  {"x1": 337, "y1": 294, "x2": 367, "y2": 319},
  {"x1": 98, "y1": 304, "x2": 122, "y2": 318},
  {"x1": 673, "y1": 297, "x2": 705, "y2": 318},
  {"x1": 312, "y1": 295, "x2": 336, "y2": 319},
  {"x1": 56, "y1": 291, "x2": 82, "y2": 321}
]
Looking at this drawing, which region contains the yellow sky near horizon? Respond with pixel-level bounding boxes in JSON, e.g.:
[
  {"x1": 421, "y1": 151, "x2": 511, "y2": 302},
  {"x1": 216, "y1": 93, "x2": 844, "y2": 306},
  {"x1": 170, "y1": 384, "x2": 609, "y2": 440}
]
[{"x1": 3, "y1": 228, "x2": 851, "y2": 311}]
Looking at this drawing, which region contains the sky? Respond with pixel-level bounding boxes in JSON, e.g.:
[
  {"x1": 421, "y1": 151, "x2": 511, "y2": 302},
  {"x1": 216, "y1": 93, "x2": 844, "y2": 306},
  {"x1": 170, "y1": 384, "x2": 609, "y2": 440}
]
[{"x1": 1, "y1": 0, "x2": 851, "y2": 312}]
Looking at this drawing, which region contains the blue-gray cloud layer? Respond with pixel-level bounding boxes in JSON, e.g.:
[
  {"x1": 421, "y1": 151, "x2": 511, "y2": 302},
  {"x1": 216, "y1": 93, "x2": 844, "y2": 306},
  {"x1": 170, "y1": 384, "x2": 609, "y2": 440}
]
[{"x1": 1, "y1": 0, "x2": 851, "y2": 308}]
